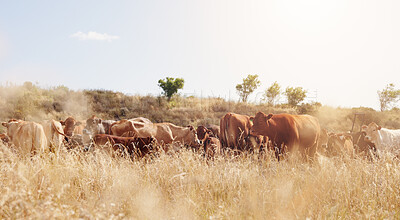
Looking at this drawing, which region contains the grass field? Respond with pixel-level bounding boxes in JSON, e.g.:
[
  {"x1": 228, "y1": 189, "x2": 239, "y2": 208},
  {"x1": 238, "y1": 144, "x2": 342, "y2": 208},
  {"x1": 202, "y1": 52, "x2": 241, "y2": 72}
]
[{"x1": 1, "y1": 142, "x2": 399, "y2": 219}]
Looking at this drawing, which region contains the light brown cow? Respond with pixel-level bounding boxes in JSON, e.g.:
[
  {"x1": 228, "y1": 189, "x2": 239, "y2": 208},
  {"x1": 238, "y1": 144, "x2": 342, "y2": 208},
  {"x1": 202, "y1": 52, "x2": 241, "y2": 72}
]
[
  {"x1": 110, "y1": 118, "x2": 151, "y2": 136},
  {"x1": 220, "y1": 112, "x2": 261, "y2": 151},
  {"x1": 41, "y1": 119, "x2": 66, "y2": 153},
  {"x1": 250, "y1": 112, "x2": 320, "y2": 161},
  {"x1": 85, "y1": 115, "x2": 115, "y2": 135},
  {"x1": 2, "y1": 119, "x2": 48, "y2": 156},
  {"x1": 128, "y1": 122, "x2": 174, "y2": 147},
  {"x1": 164, "y1": 123, "x2": 199, "y2": 147}
]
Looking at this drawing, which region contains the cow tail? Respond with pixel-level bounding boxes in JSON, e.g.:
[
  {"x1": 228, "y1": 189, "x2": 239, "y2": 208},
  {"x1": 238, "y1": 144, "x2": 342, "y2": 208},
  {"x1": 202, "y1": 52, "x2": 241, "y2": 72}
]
[
  {"x1": 225, "y1": 114, "x2": 230, "y2": 148},
  {"x1": 51, "y1": 120, "x2": 68, "y2": 138}
]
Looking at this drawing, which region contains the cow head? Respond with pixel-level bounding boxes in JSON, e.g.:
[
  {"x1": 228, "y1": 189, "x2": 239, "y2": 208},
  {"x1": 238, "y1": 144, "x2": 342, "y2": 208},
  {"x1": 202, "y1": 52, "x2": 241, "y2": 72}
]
[
  {"x1": 1, "y1": 119, "x2": 23, "y2": 141},
  {"x1": 60, "y1": 117, "x2": 81, "y2": 137},
  {"x1": 249, "y1": 112, "x2": 273, "y2": 136},
  {"x1": 196, "y1": 126, "x2": 208, "y2": 143},
  {"x1": 187, "y1": 125, "x2": 201, "y2": 146},
  {"x1": 362, "y1": 122, "x2": 381, "y2": 144},
  {"x1": 85, "y1": 115, "x2": 104, "y2": 135}
]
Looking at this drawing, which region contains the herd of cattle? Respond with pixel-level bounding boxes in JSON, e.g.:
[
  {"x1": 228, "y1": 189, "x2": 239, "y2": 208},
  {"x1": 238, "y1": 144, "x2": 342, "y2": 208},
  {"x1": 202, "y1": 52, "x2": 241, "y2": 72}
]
[{"x1": 1, "y1": 112, "x2": 399, "y2": 161}]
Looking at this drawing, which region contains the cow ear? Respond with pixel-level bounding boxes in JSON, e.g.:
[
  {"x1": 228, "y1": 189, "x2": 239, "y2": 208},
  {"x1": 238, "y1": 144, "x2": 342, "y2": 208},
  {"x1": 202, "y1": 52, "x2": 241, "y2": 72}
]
[
  {"x1": 378, "y1": 126, "x2": 382, "y2": 130},
  {"x1": 96, "y1": 118, "x2": 102, "y2": 124},
  {"x1": 267, "y1": 114, "x2": 273, "y2": 120},
  {"x1": 1, "y1": 122, "x2": 8, "y2": 127},
  {"x1": 60, "y1": 120, "x2": 65, "y2": 126},
  {"x1": 361, "y1": 125, "x2": 367, "y2": 130},
  {"x1": 76, "y1": 121, "x2": 82, "y2": 126},
  {"x1": 249, "y1": 116, "x2": 254, "y2": 122}
]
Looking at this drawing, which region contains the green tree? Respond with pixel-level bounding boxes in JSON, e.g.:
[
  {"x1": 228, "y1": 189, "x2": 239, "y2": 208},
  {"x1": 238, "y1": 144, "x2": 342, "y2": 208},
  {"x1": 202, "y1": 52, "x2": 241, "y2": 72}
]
[
  {"x1": 158, "y1": 77, "x2": 185, "y2": 101},
  {"x1": 285, "y1": 86, "x2": 307, "y2": 107},
  {"x1": 263, "y1": 81, "x2": 281, "y2": 106},
  {"x1": 378, "y1": 83, "x2": 400, "y2": 111},
  {"x1": 236, "y1": 74, "x2": 261, "y2": 103}
]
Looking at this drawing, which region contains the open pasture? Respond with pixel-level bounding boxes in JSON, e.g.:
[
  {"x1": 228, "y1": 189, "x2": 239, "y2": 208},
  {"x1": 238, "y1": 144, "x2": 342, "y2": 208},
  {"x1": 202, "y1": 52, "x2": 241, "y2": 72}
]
[{"x1": 1, "y1": 142, "x2": 399, "y2": 219}]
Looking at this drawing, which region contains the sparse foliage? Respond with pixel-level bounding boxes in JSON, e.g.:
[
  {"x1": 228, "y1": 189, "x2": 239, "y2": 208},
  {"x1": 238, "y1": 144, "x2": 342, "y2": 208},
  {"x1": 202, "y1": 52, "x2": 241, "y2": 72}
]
[
  {"x1": 285, "y1": 86, "x2": 307, "y2": 107},
  {"x1": 263, "y1": 81, "x2": 281, "y2": 106},
  {"x1": 236, "y1": 74, "x2": 261, "y2": 103},
  {"x1": 158, "y1": 77, "x2": 185, "y2": 101},
  {"x1": 378, "y1": 83, "x2": 400, "y2": 112}
]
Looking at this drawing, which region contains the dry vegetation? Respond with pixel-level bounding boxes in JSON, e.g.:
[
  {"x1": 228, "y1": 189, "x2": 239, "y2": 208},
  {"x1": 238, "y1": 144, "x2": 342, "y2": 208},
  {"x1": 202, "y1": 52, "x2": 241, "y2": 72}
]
[
  {"x1": 1, "y1": 145, "x2": 400, "y2": 219},
  {"x1": 1, "y1": 82, "x2": 400, "y2": 219}
]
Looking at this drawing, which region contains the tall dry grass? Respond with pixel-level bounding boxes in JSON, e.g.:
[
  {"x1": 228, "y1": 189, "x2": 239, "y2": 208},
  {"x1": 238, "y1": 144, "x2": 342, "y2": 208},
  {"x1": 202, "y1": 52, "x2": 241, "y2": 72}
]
[{"x1": 1, "y1": 142, "x2": 399, "y2": 219}]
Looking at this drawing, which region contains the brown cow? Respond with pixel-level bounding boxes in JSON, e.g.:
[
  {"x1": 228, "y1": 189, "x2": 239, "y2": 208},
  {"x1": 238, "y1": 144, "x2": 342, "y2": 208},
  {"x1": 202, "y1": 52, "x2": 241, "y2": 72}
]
[
  {"x1": 326, "y1": 133, "x2": 354, "y2": 157},
  {"x1": 60, "y1": 116, "x2": 84, "y2": 136},
  {"x1": 220, "y1": 113, "x2": 261, "y2": 151},
  {"x1": 197, "y1": 125, "x2": 219, "y2": 143},
  {"x1": 197, "y1": 126, "x2": 208, "y2": 142},
  {"x1": 203, "y1": 137, "x2": 221, "y2": 159},
  {"x1": 90, "y1": 134, "x2": 155, "y2": 157},
  {"x1": 249, "y1": 112, "x2": 320, "y2": 161},
  {"x1": 2, "y1": 119, "x2": 48, "y2": 156}
]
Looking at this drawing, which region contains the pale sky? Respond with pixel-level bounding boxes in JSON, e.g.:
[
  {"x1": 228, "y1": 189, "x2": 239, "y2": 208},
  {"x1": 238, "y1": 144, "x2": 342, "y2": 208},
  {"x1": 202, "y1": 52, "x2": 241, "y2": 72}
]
[{"x1": 1, "y1": 0, "x2": 400, "y2": 110}]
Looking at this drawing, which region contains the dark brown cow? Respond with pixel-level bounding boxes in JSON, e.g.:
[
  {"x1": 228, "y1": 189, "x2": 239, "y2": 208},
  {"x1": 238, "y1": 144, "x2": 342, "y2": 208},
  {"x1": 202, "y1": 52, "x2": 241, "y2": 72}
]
[
  {"x1": 220, "y1": 112, "x2": 261, "y2": 151},
  {"x1": 352, "y1": 131, "x2": 377, "y2": 158},
  {"x1": 91, "y1": 134, "x2": 155, "y2": 157},
  {"x1": 250, "y1": 112, "x2": 320, "y2": 161},
  {"x1": 203, "y1": 137, "x2": 221, "y2": 159}
]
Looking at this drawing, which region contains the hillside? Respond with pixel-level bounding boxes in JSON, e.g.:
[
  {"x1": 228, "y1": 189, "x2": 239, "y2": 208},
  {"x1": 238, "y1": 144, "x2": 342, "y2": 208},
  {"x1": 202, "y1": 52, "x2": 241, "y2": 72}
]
[{"x1": 1, "y1": 82, "x2": 400, "y2": 133}]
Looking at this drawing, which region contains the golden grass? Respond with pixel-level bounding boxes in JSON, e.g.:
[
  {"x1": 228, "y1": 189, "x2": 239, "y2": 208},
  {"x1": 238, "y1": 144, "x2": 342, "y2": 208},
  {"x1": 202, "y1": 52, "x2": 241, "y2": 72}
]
[{"x1": 1, "y1": 143, "x2": 400, "y2": 219}]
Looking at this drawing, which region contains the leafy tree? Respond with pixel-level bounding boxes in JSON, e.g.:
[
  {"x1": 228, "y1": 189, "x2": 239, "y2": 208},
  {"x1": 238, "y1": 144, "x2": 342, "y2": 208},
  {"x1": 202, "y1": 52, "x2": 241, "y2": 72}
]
[
  {"x1": 378, "y1": 83, "x2": 400, "y2": 111},
  {"x1": 285, "y1": 86, "x2": 307, "y2": 107},
  {"x1": 158, "y1": 77, "x2": 185, "y2": 101},
  {"x1": 263, "y1": 81, "x2": 281, "y2": 106},
  {"x1": 236, "y1": 74, "x2": 261, "y2": 103}
]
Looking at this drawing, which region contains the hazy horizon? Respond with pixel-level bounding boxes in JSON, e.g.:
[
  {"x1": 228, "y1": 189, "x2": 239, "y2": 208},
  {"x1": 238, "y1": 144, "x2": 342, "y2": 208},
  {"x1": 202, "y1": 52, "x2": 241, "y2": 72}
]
[{"x1": 1, "y1": 0, "x2": 400, "y2": 110}]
